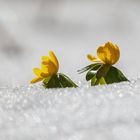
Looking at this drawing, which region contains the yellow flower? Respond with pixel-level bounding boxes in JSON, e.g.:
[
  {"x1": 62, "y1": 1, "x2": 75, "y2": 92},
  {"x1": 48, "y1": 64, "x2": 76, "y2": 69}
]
[
  {"x1": 31, "y1": 51, "x2": 59, "y2": 84},
  {"x1": 87, "y1": 42, "x2": 120, "y2": 65}
]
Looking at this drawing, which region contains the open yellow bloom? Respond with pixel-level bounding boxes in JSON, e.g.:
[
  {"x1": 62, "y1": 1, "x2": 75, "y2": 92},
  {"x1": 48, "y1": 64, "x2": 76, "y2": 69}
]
[
  {"x1": 31, "y1": 51, "x2": 59, "y2": 84},
  {"x1": 87, "y1": 42, "x2": 120, "y2": 65}
]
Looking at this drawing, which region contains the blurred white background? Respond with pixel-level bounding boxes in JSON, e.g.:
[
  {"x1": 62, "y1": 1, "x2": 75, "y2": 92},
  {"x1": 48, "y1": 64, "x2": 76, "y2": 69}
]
[{"x1": 0, "y1": 0, "x2": 140, "y2": 86}]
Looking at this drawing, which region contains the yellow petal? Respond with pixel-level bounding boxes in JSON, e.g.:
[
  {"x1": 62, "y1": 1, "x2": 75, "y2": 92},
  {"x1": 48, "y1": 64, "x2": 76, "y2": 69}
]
[
  {"x1": 97, "y1": 42, "x2": 120, "y2": 65},
  {"x1": 49, "y1": 51, "x2": 59, "y2": 70},
  {"x1": 87, "y1": 54, "x2": 98, "y2": 62},
  {"x1": 33, "y1": 68, "x2": 43, "y2": 77},
  {"x1": 42, "y1": 59, "x2": 58, "y2": 75},
  {"x1": 30, "y1": 77, "x2": 43, "y2": 84},
  {"x1": 42, "y1": 56, "x2": 50, "y2": 61},
  {"x1": 41, "y1": 64, "x2": 49, "y2": 73},
  {"x1": 40, "y1": 72, "x2": 49, "y2": 77},
  {"x1": 42, "y1": 60, "x2": 50, "y2": 65}
]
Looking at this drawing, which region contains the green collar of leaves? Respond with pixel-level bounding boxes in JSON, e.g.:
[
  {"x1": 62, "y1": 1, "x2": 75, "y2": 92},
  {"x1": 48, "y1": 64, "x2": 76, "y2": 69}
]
[
  {"x1": 43, "y1": 73, "x2": 78, "y2": 88},
  {"x1": 78, "y1": 63, "x2": 129, "y2": 86}
]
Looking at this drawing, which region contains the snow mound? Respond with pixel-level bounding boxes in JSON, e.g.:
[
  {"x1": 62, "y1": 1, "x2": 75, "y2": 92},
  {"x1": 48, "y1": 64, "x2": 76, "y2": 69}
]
[{"x1": 0, "y1": 80, "x2": 140, "y2": 140}]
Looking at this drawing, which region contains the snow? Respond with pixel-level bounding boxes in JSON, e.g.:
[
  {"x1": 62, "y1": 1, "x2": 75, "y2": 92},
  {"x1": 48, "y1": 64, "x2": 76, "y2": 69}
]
[{"x1": 0, "y1": 80, "x2": 140, "y2": 139}]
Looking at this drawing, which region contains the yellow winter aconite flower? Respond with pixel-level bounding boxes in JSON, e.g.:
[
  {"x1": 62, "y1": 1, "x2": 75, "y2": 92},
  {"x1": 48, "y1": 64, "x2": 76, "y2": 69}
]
[
  {"x1": 78, "y1": 41, "x2": 128, "y2": 86},
  {"x1": 87, "y1": 42, "x2": 120, "y2": 65},
  {"x1": 31, "y1": 51, "x2": 59, "y2": 84}
]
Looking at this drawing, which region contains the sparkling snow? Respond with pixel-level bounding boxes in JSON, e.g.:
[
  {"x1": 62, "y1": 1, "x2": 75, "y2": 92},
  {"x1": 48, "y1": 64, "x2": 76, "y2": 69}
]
[{"x1": 0, "y1": 80, "x2": 140, "y2": 140}]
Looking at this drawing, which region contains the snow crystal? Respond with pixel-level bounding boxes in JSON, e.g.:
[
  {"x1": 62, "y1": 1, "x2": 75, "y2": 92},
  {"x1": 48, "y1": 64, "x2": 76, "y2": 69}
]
[{"x1": 0, "y1": 80, "x2": 140, "y2": 140}]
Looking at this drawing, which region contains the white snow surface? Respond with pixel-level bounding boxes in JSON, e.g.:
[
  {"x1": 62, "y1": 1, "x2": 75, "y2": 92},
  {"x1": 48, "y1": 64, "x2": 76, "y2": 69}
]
[{"x1": 1, "y1": 80, "x2": 140, "y2": 140}]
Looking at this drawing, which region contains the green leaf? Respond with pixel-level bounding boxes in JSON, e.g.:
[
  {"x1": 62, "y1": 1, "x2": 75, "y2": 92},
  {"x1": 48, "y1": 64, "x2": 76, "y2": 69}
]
[
  {"x1": 78, "y1": 63, "x2": 102, "y2": 74},
  {"x1": 90, "y1": 66, "x2": 128, "y2": 86},
  {"x1": 43, "y1": 76, "x2": 51, "y2": 85},
  {"x1": 91, "y1": 76, "x2": 97, "y2": 86},
  {"x1": 96, "y1": 64, "x2": 111, "y2": 79},
  {"x1": 43, "y1": 73, "x2": 78, "y2": 88},
  {"x1": 90, "y1": 64, "x2": 102, "y2": 71},
  {"x1": 86, "y1": 71, "x2": 96, "y2": 81},
  {"x1": 43, "y1": 75, "x2": 61, "y2": 88},
  {"x1": 104, "y1": 66, "x2": 129, "y2": 84},
  {"x1": 86, "y1": 64, "x2": 102, "y2": 81},
  {"x1": 99, "y1": 77, "x2": 106, "y2": 85},
  {"x1": 58, "y1": 73, "x2": 78, "y2": 88},
  {"x1": 91, "y1": 76, "x2": 106, "y2": 86}
]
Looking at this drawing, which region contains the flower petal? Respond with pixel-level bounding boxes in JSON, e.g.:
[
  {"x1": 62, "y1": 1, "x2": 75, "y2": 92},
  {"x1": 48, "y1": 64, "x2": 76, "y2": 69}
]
[
  {"x1": 49, "y1": 51, "x2": 59, "y2": 69},
  {"x1": 87, "y1": 54, "x2": 98, "y2": 62},
  {"x1": 42, "y1": 56, "x2": 49, "y2": 61},
  {"x1": 30, "y1": 77, "x2": 43, "y2": 84},
  {"x1": 40, "y1": 72, "x2": 49, "y2": 77},
  {"x1": 97, "y1": 42, "x2": 120, "y2": 65},
  {"x1": 33, "y1": 68, "x2": 43, "y2": 77},
  {"x1": 31, "y1": 51, "x2": 59, "y2": 84},
  {"x1": 41, "y1": 64, "x2": 49, "y2": 73},
  {"x1": 42, "y1": 59, "x2": 58, "y2": 75}
]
